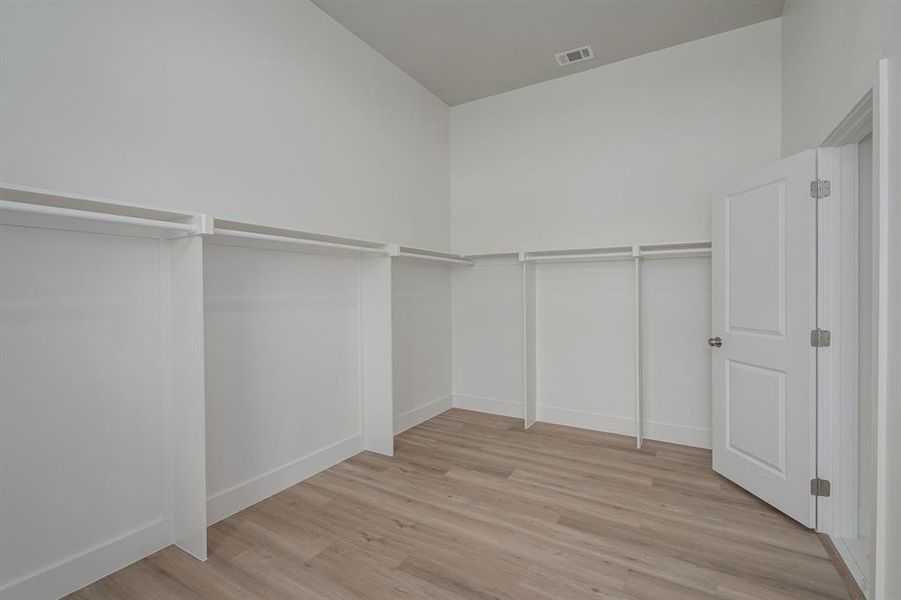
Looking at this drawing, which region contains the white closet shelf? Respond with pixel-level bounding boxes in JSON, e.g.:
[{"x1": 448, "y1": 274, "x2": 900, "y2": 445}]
[
  {"x1": 464, "y1": 252, "x2": 521, "y2": 259},
  {"x1": 0, "y1": 184, "x2": 207, "y2": 239},
  {"x1": 395, "y1": 246, "x2": 474, "y2": 265},
  {"x1": 210, "y1": 219, "x2": 393, "y2": 258},
  {"x1": 520, "y1": 241, "x2": 711, "y2": 263},
  {"x1": 460, "y1": 252, "x2": 523, "y2": 267},
  {"x1": 639, "y1": 241, "x2": 712, "y2": 259},
  {"x1": 522, "y1": 246, "x2": 634, "y2": 263}
]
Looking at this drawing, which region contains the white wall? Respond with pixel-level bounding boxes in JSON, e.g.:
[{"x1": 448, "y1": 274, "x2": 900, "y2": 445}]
[
  {"x1": 0, "y1": 227, "x2": 170, "y2": 597},
  {"x1": 452, "y1": 259, "x2": 525, "y2": 417},
  {"x1": 0, "y1": 0, "x2": 450, "y2": 250},
  {"x1": 781, "y1": 1, "x2": 901, "y2": 156},
  {"x1": 391, "y1": 260, "x2": 453, "y2": 433},
  {"x1": 534, "y1": 258, "x2": 713, "y2": 448},
  {"x1": 450, "y1": 19, "x2": 781, "y2": 255},
  {"x1": 203, "y1": 243, "x2": 363, "y2": 524},
  {"x1": 452, "y1": 256, "x2": 712, "y2": 447},
  {"x1": 536, "y1": 261, "x2": 637, "y2": 433},
  {"x1": 641, "y1": 257, "x2": 712, "y2": 447},
  {"x1": 781, "y1": 3, "x2": 901, "y2": 596}
]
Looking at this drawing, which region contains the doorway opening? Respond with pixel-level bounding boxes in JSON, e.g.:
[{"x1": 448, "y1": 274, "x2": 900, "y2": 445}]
[{"x1": 816, "y1": 84, "x2": 882, "y2": 598}]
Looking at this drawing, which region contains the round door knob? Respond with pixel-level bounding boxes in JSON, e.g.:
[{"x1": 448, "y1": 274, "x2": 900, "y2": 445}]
[{"x1": 707, "y1": 336, "x2": 722, "y2": 348}]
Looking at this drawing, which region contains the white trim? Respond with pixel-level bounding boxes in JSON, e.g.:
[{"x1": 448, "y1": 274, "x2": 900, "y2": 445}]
[
  {"x1": 538, "y1": 406, "x2": 635, "y2": 437},
  {"x1": 832, "y1": 534, "x2": 872, "y2": 598},
  {"x1": 872, "y1": 58, "x2": 889, "y2": 600},
  {"x1": 206, "y1": 433, "x2": 363, "y2": 526},
  {"x1": 814, "y1": 145, "x2": 845, "y2": 537},
  {"x1": 0, "y1": 519, "x2": 172, "y2": 600},
  {"x1": 394, "y1": 395, "x2": 453, "y2": 434},
  {"x1": 643, "y1": 421, "x2": 712, "y2": 449},
  {"x1": 537, "y1": 405, "x2": 710, "y2": 448},
  {"x1": 822, "y1": 89, "x2": 875, "y2": 147},
  {"x1": 816, "y1": 62, "x2": 889, "y2": 600},
  {"x1": 633, "y1": 246, "x2": 643, "y2": 448},
  {"x1": 453, "y1": 394, "x2": 523, "y2": 418}
]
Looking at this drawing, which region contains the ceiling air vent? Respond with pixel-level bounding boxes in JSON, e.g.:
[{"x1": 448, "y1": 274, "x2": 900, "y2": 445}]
[{"x1": 555, "y1": 45, "x2": 594, "y2": 67}]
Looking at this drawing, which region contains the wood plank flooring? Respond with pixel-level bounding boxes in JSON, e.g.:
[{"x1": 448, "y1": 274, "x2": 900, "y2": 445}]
[{"x1": 68, "y1": 409, "x2": 851, "y2": 600}]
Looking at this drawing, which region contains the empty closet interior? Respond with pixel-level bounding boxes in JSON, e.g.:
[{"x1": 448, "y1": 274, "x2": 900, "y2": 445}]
[
  {"x1": 4, "y1": 2, "x2": 895, "y2": 598},
  {"x1": 455, "y1": 243, "x2": 712, "y2": 448},
  {"x1": 0, "y1": 184, "x2": 713, "y2": 598}
]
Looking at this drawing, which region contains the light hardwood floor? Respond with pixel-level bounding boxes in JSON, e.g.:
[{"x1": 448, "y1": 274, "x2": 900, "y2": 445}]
[{"x1": 68, "y1": 409, "x2": 851, "y2": 600}]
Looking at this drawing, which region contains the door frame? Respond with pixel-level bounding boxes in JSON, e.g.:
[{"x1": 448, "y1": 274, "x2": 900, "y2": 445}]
[{"x1": 815, "y1": 59, "x2": 890, "y2": 598}]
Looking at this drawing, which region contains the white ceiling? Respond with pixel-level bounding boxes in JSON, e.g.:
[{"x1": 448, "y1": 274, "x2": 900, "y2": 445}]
[{"x1": 312, "y1": 0, "x2": 785, "y2": 106}]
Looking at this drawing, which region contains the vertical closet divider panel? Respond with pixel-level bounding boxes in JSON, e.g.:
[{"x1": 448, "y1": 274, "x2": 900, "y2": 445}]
[
  {"x1": 522, "y1": 254, "x2": 538, "y2": 429},
  {"x1": 633, "y1": 245, "x2": 643, "y2": 448},
  {"x1": 168, "y1": 215, "x2": 213, "y2": 560}
]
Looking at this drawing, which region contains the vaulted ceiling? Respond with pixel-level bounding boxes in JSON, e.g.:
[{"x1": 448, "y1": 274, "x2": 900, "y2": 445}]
[{"x1": 312, "y1": 0, "x2": 785, "y2": 106}]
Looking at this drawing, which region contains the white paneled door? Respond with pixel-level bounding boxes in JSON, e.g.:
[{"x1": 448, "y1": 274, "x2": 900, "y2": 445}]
[{"x1": 711, "y1": 150, "x2": 816, "y2": 528}]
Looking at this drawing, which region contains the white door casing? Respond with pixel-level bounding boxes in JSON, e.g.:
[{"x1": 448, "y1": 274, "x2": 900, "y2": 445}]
[{"x1": 711, "y1": 149, "x2": 817, "y2": 528}]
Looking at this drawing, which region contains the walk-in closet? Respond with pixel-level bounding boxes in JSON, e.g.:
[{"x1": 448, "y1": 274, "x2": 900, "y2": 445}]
[{"x1": 1, "y1": 1, "x2": 898, "y2": 599}]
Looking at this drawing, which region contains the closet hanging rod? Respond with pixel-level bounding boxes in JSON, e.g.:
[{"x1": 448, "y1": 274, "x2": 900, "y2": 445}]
[
  {"x1": 640, "y1": 247, "x2": 712, "y2": 258},
  {"x1": 0, "y1": 199, "x2": 198, "y2": 233},
  {"x1": 396, "y1": 251, "x2": 474, "y2": 265},
  {"x1": 214, "y1": 228, "x2": 390, "y2": 255},
  {"x1": 525, "y1": 251, "x2": 633, "y2": 263}
]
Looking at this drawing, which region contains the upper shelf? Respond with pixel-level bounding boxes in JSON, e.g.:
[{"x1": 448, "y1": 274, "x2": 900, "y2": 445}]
[
  {"x1": 0, "y1": 184, "x2": 205, "y2": 239},
  {"x1": 521, "y1": 241, "x2": 711, "y2": 263},
  {"x1": 638, "y1": 241, "x2": 712, "y2": 259},
  {"x1": 209, "y1": 219, "x2": 393, "y2": 258},
  {"x1": 0, "y1": 183, "x2": 711, "y2": 264},
  {"x1": 395, "y1": 246, "x2": 474, "y2": 265},
  {"x1": 522, "y1": 246, "x2": 634, "y2": 263}
]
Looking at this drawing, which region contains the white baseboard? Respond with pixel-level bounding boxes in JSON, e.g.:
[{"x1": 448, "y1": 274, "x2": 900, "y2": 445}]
[
  {"x1": 0, "y1": 518, "x2": 172, "y2": 600},
  {"x1": 643, "y1": 420, "x2": 711, "y2": 449},
  {"x1": 538, "y1": 405, "x2": 635, "y2": 436},
  {"x1": 538, "y1": 405, "x2": 710, "y2": 449},
  {"x1": 206, "y1": 433, "x2": 364, "y2": 526},
  {"x1": 394, "y1": 395, "x2": 453, "y2": 434},
  {"x1": 453, "y1": 394, "x2": 523, "y2": 418}
]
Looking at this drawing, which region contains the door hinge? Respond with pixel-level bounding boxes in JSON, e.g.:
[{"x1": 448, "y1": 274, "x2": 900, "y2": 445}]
[
  {"x1": 811, "y1": 478, "x2": 832, "y2": 497},
  {"x1": 810, "y1": 179, "x2": 831, "y2": 199},
  {"x1": 810, "y1": 328, "x2": 832, "y2": 347}
]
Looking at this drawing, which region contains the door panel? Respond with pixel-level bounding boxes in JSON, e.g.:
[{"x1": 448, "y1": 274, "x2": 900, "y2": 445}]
[
  {"x1": 728, "y1": 360, "x2": 786, "y2": 474},
  {"x1": 727, "y1": 181, "x2": 785, "y2": 336},
  {"x1": 711, "y1": 149, "x2": 816, "y2": 528}
]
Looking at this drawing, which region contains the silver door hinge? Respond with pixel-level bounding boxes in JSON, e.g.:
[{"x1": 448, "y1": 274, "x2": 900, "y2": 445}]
[
  {"x1": 811, "y1": 478, "x2": 831, "y2": 497},
  {"x1": 810, "y1": 328, "x2": 832, "y2": 348},
  {"x1": 810, "y1": 179, "x2": 831, "y2": 199}
]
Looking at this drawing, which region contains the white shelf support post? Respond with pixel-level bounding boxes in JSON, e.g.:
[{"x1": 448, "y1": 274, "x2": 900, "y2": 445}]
[
  {"x1": 633, "y1": 245, "x2": 643, "y2": 449},
  {"x1": 360, "y1": 255, "x2": 394, "y2": 455},
  {"x1": 168, "y1": 218, "x2": 212, "y2": 560},
  {"x1": 522, "y1": 253, "x2": 538, "y2": 429}
]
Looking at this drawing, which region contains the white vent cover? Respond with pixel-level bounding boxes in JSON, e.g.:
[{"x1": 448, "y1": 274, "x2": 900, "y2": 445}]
[{"x1": 555, "y1": 45, "x2": 594, "y2": 67}]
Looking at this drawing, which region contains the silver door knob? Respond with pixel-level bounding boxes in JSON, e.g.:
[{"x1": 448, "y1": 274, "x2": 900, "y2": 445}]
[{"x1": 707, "y1": 336, "x2": 722, "y2": 348}]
